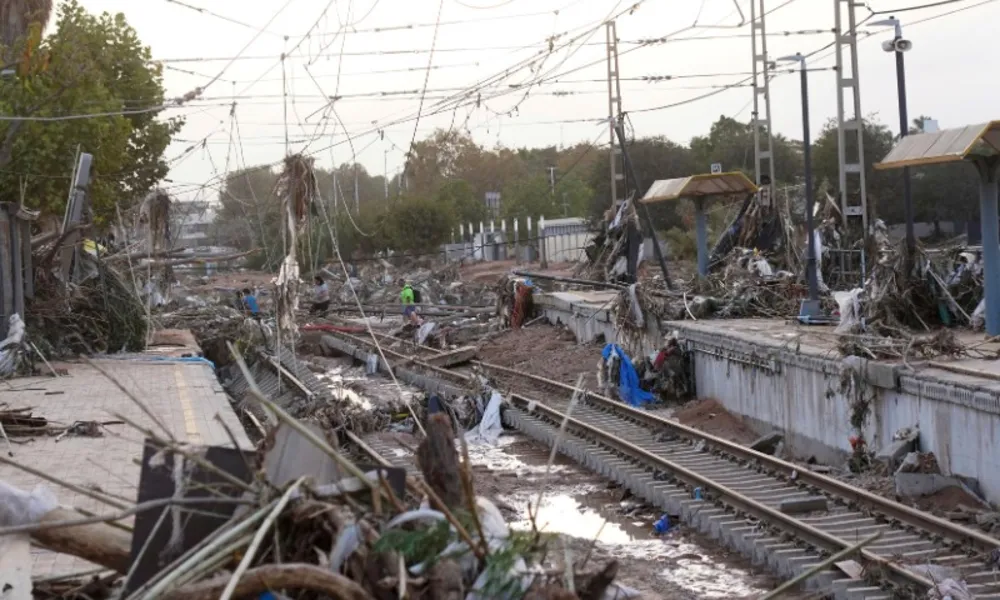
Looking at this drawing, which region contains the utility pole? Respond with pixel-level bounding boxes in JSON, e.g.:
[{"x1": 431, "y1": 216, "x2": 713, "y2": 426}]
[
  {"x1": 605, "y1": 21, "x2": 624, "y2": 209},
  {"x1": 834, "y1": 0, "x2": 869, "y2": 272},
  {"x1": 383, "y1": 150, "x2": 389, "y2": 200},
  {"x1": 749, "y1": 0, "x2": 777, "y2": 207},
  {"x1": 547, "y1": 166, "x2": 556, "y2": 195},
  {"x1": 353, "y1": 165, "x2": 359, "y2": 212}
]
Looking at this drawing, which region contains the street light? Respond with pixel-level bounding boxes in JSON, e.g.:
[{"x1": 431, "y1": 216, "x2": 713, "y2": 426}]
[
  {"x1": 872, "y1": 16, "x2": 915, "y2": 268},
  {"x1": 776, "y1": 53, "x2": 820, "y2": 319}
]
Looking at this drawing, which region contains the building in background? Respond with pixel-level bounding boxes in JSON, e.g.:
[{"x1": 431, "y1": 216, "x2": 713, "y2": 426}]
[{"x1": 173, "y1": 200, "x2": 219, "y2": 249}]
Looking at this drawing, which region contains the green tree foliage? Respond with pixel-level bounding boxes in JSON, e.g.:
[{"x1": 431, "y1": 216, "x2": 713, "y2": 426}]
[
  {"x1": 812, "y1": 116, "x2": 900, "y2": 221},
  {"x1": 587, "y1": 136, "x2": 698, "y2": 229},
  {"x1": 689, "y1": 115, "x2": 799, "y2": 182},
  {"x1": 0, "y1": 0, "x2": 181, "y2": 223},
  {"x1": 436, "y1": 179, "x2": 487, "y2": 224},
  {"x1": 385, "y1": 196, "x2": 454, "y2": 252},
  {"x1": 501, "y1": 176, "x2": 558, "y2": 220}
]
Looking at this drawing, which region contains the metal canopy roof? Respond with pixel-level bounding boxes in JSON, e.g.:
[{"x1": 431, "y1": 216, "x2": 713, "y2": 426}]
[
  {"x1": 876, "y1": 121, "x2": 1000, "y2": 170},
  {"x1": 640, "y1": 171, "x2": 758, "y2": 204}
]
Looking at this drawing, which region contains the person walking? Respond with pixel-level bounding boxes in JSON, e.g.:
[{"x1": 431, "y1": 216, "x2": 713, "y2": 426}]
[
  {"x1": 311, "y1": 276, "x2": 331, "y2": 315},
  {"x1": 400, "y1": 280, "x2": 418, "y2": 324}
]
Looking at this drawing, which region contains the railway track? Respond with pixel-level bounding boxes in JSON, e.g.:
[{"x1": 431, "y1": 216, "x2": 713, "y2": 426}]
[{"x1": 325, "y1": 330, "x2": 1000, "y2": 599}]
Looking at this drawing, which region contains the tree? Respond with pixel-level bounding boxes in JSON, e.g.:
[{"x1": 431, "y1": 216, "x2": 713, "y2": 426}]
[
  {"x1": 386, "y1": 196, "x2": 454, "y2": 252},
  {"x1": 0, "y1": 0, "x2": 181, "y2": 223},
  {"x1": 689, "y1": 115, "x2": 800, "y2": 183},
  {"x1": 586, "y1": 136, "x2": 698, "y2": 229},
  {"x1": 1, "y1": 0, "x2": 52, "y2": 59},
  {"x1": 811, "y1": 116, "x2": 901, "y2": 222},
  {"x1": 436, "y1": 179, "x2": 487, "y2": 224},
  {"x1": 501, "y1": 176, "x2": 559, "y2": 220}
]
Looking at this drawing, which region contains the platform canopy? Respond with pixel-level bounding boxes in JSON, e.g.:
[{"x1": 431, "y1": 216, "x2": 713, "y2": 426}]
[
  {"x1": 640, "y1": 171, "x2": 758, "y2": 204},
  {"x1": 876, "y1": 121, "x2": 1000, "y2": 170}
]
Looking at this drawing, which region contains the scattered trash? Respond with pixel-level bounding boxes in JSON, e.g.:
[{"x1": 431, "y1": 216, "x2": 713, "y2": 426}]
[
  {"x1": 599, "y1": 344, "x2": 655, "y2": 408},
  {"x1": 653, "y1": 514, "x2": 671, "y2": 534}
]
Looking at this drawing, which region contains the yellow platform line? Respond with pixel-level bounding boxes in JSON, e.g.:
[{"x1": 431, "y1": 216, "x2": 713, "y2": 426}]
[{"x1": 173, "y1": 365, "x2": 203, "y2": 444}]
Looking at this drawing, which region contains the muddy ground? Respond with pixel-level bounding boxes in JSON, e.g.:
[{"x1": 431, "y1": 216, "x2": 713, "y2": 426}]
[{"x1": 366, "y1": 428, "x2": 780, "y2": 600}]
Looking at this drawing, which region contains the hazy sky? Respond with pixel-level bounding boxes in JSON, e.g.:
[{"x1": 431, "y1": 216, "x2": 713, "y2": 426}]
[{"x1": 71, "y1": 0, "x2": 999, "y2": 203}]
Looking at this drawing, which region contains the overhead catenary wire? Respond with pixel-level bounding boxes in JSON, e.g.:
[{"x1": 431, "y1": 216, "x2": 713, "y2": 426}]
[{"x1": 159, "y1": 0, "x2": 995, "y2": 197}]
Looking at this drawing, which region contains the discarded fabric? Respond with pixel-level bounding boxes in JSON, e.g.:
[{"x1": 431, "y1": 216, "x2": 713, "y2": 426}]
[
  {"x1": 465, "y1": 390, "x2": 503, "y2": 445},
  {"x1": 601, "y1": 343, "x2": 655, "y2": 407}
]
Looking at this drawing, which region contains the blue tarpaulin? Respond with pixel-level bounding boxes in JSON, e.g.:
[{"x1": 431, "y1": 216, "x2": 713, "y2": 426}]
[{"x1": 601, "y1": 343, "x2": 654, "y2": 407}]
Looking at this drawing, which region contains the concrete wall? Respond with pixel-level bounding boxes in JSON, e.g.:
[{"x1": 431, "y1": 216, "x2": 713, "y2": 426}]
[
  {"x1": 677, "y1": 323, "x2": 1000, "y2": 504},
  {"x1": 539, "y1": 293, "x2": 1000, "y2": 503}
]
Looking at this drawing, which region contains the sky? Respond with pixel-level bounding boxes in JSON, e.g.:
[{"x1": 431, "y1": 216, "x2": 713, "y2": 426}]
[{"x1": 70, "y1": 0, "x2": 1000, "y2": 203}]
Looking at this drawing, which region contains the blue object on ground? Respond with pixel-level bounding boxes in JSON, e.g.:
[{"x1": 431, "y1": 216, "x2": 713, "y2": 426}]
[
  {"x1": 693, "y1": 487, "x2": 703, "y2": 500},
  {"x1": 654, "y1": 514, "x2": 670, "y2": 534},
  {"x1": 601, "y1": 343, "x2": 655, "y2": 407},
  {"x1": 244, "y1": 294, "x2": 260, "y2": 314}
]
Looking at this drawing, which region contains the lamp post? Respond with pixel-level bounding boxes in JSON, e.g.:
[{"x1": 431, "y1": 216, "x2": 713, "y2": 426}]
[
  {"x1": 777, "y1": 53, "x2": 820, "y2": 318},
  {"x1": 872, "y1": 16, "x2": 915, "y2": 268}
]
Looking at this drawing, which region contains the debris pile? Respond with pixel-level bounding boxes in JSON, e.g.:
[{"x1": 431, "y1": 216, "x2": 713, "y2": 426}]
[
  {"x1": 28, "y1": 252, "x2": 148, "y2": 357},
  {"x1": 579, "y1": 198, "x2": 643, "y2": 284},
  {"x1": 1, "y1": 363, "x2": 626, "y2": 600},
  {"x1": 158, "y1": 305, "x2": 268, "y2": 366}
]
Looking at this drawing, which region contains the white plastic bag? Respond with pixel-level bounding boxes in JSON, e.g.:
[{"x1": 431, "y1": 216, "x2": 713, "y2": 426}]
[
  {"x1": 0, "y1": 480, "x2": 57, "y2": 527},
  {"x1": 834, "y1": 288, "x2": 863, "y2": 334},
  {"x1": 465, "y1": 391, "x2": 503, "y2": 445}
]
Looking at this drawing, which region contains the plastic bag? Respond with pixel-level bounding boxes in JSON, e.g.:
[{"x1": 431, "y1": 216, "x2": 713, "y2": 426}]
[
  {"x1": 0, "y1": 480, "x2": 57, "y2": 527},
  {"x1": 834, "y1": 288, "x2": 863, "y2": 334},
  {"x1": 465, "y1": 391, "x2": 503, "y2": 445}
]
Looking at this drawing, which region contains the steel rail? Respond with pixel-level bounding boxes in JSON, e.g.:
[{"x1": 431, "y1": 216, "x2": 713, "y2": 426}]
[
  {"x1": 497, "y1": 383, "x2": 931, "y2": 592},
  {"x1": 321, "y1": 330, "x2": 992, "y2": 592},
  {"x1": 473, "y1": 360, "x2": 1000, "y2": 555}
]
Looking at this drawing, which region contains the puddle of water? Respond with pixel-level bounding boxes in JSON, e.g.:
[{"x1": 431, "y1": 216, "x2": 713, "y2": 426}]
[
  {"x1": 493, "y1": 437, "x2": 769, "y2": 599},
  {"x1": 465, "y1": 433, "x2": 568, "y2": 475},
  {"x1": 659, "y1": 554, "x2": 763, "y2": 598}
]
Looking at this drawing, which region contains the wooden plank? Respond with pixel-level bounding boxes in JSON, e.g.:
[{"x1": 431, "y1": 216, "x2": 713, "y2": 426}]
[
  {"x1": 834, "y1": 559, "x2": 863, "y2": 579},
  {"x1": 424, "y1": 346, "x2": 477, "y2": 368}
]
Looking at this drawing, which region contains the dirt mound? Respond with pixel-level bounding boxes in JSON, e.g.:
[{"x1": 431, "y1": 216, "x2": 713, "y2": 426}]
[
  {"x1": 914, "y1": 485, "x2": 984, "y2": 514},
  {"x1": 478, "y1": 325, "x2": 601, "y2": 390},
  {"x1": 674, "y1": 398, "x2": 758, "y2": 445}
]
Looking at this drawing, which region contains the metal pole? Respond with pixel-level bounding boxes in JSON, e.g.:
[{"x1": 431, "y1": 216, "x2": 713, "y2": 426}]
[
  {"x1": 977, "y1": 158, "x2": 1000, "y2": 336},
  {"x1": 384, "y1": 151, "x2": 389, "y2": 200},
  {"x1": 613, "y1": 121, "x2": 672, "y2": 289},
  {"x1": 893, "y1": 21, "x2": 915, "y2": 265},
  {"x1": 694, "y1": 198, "x2": 708, "y2": 277},
  {"x1": 801, "y1": 56, "x2": 819, "y2": 302}
]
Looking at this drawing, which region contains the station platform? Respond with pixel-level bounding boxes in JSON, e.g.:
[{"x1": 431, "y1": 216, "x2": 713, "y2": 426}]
[
  {"x1": 535, "y1": 288, "x2": 1000, "y2": 504},
  {"x1": 0, "y1": 349, "x2": 251, "y2": 577}
]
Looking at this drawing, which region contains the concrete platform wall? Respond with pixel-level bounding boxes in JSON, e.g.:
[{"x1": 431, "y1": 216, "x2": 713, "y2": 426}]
[
  {"x1": 537, "y1": 292, "x2": 1000, "y2": 503},
  {"x1": 677, "y1": 324, "x2": 1000, "y2": 504}
]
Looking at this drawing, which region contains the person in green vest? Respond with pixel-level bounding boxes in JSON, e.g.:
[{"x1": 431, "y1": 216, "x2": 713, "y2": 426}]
[{"x1": 400, "y1": 280, "x2": 418, "y2": 324}]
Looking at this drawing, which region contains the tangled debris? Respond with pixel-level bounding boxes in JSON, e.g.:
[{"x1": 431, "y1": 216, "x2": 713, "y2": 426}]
[
  {"x1": 29, "y1": 253, "x2": 148, "y2": 357},
  {"x1": 2, "y1": 357, "x2": 628, "y2": 600}
]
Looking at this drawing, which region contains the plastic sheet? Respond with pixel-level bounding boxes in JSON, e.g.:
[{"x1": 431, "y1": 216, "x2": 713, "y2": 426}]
[
  {"x1": 834, "y1": 288, "x2": 864, "y2": 334},
  {"x1": 601, "y1": 344, "x2": 654, "y2": 407},
  {"x1": 465, "y1": 391, "x2": 503, "y2": 445},
  {"x1": 0, "y1": 480, "x2": 57, "y2": 527},
  {"x1": 0, "y1": 314, "x2": 25, "y2": 377}
]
